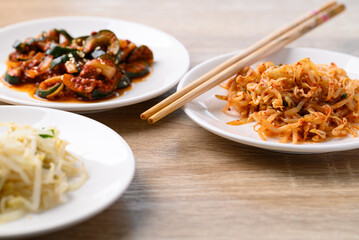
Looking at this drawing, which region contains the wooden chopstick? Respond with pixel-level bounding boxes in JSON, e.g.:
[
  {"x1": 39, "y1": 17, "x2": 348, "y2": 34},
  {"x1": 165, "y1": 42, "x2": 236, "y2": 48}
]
[
  {"x1": 146, "y1": 3, "x2": 345, "y2": 124},
  {"x1": 140, "y1": 0, "x2": 337, "y2": 121}
]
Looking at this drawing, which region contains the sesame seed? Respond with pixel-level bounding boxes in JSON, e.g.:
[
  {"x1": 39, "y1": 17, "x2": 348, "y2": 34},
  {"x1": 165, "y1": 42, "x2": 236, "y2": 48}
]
[{"x1": 77, "y1": 51, "x2": 85, "y2": 58}]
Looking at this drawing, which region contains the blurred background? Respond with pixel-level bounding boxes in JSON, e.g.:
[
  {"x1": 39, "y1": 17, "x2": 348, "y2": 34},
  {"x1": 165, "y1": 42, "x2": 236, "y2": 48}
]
[
  {"x1": 1, "y1": 1, "x2": 358, "y2": 239},
  {"x1": 0, "y1": 0, "x2": 357, "y2": 69}
]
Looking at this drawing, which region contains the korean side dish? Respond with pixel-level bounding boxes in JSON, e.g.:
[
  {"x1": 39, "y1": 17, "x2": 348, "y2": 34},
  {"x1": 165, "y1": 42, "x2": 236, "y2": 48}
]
[
  {"x1": 4, "y1": 29, "x2": 153, "y2": 100},
  {"x1": 217, "y1": 58, "x2": 359, "y2": 143},
  {"x1": 0, "y1": 123, "x2": 87, "y2": 223}
]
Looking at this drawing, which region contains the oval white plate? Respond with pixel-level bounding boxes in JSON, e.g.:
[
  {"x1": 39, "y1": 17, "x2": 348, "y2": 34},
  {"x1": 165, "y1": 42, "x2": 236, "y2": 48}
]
[
  {"x1": 0, "y1": 106, "x2": 135, "y2": 238},
  {"x1": 178, "y1": 47, "x2": 359, "y2": 154},
  {"x1": 0, "y1": 16, "x2": 190, "y2": 112}
]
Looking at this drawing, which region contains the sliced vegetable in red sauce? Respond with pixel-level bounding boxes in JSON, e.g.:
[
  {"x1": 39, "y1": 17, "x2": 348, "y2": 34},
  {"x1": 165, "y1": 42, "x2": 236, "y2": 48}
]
[
  {"x1": 4, "y1": 28, "x2": 153, "y2": 101},
  {"x1": 117, "y1": 72, "x2": 131, "y2": 89},
  {"x1": 83, "y1": 30, "x2": 120, "y2": 56},
  {"x1": 36, "y1": 76, "x2": 64, "y2": 99},
  {"x1": 62, "y1": 73, "x2": 96, "y2": 94},
  {"x1": 56, "y1": 29, "x2": 73, "y2": 44},
  {"x1": 4, "y1": 71, "x2": 20, "y2": 84},
  {"x1": 127, "y1": 45, "x2": 153, "y2": 63},
  {"x1": 125, "y1": 61, "x2": 150, "y2": 79}
]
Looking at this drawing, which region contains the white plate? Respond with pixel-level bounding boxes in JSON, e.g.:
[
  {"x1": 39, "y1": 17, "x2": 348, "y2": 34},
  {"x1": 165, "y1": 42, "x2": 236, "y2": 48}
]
[
  {"x1": 0, "y1": 16, "x2": 190, "y2": 112},
  {"x1": 0, "y1": 106, "x2": 135, "y2": 238},
  {"x1": 178, "y1": 47, "x2": 359, "y2": 154}
]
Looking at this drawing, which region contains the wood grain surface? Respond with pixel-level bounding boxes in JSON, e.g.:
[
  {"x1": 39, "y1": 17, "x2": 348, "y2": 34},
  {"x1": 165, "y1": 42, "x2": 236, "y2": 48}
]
[{"x1": 1, "y1": 0, "x2": 359, "y2": 239}]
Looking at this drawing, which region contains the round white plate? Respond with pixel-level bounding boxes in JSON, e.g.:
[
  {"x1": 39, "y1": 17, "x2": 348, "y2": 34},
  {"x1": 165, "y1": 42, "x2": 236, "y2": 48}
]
[
  {"x1": 0, "y1": 16, "x2": 190, "y2": 112},
  {"x1": 0, "y1": 106, "x2": 135, "y2": 238},
  {"x1": 178, "y1": 47, "x2": 359, "y2": 154}
]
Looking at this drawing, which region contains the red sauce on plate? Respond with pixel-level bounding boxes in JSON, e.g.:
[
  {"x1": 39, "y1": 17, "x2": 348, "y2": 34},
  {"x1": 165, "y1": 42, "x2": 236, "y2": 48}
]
[{"x1": 1, "y1": 73, "x2": 150, "y2": 103}]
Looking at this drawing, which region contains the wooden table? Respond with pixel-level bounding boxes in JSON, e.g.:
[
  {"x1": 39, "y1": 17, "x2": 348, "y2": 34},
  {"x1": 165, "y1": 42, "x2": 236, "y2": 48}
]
[{"x1": 1, "y1": 0, "x2": 359, "y2": 239}]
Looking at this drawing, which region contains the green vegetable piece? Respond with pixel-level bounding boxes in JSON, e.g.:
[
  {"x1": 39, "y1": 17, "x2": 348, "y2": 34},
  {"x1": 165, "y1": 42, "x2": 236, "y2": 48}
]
[
  {"x1": 91, "y1": 88, "x2": 114, "y2": 99},
  {"x1": 117, "y1": 73, "x2": 131, "y2": 89},
  {"x1": 39, "y1": 134, "x2": 53, "y2": 138},
  {"x1": 125, "y1": 61, "x2": 150, "y2": 79},
  {"x1": 50, "y1": 55, "x2": 69, "y2": 68},
  {"x1": 4, "y1": 72, "x2": 20, "y2": 84},
  {"x1": 56, "y1": 29, "x2": 73, "y2": 42},
  {"x1": 50, "y1": 51, "x2": 80, "y2": 69},
  {"x1": 36, "y1": 82, "x2": 63, "y2": 98},
  {"x1": 12, "y1": 40, "x2": 25, "y2": 51},
  {"x1": 39, "y1": 129, "x2": 55, "y2": 138},
  {"x1": 84, "y1": 30, "x2": 120, "y2": 56},
  {"x1": 15, "y1": 56, "x2": 29, "y2": 61},
  {"x1": 12, "y1": 34, "x2": 46, "y2": 52},
  {"x1": 72, "y1": 36, "x2": 89, "y2": 46},
  {"x1": 36, "y1": 76, "x2": 64, "y2": 99},
  {"x1": 127, "y1": 45, "x2": 153, "y2": 63},
  {"x1": 341, "y1": 93, "x2": 347, "y2": 100},
  {"x1": 115, "y1": 54, "x2": 122, "y2": 65},
  {"x1": 45, "y1": 43, "x2": 76, "y2": 57},
  {"x1": 27, "y1": 34, "x2": 46, "y2": 44},
  {"x1": 77, "y1": 88, "x2": 114, "y2": 100}
]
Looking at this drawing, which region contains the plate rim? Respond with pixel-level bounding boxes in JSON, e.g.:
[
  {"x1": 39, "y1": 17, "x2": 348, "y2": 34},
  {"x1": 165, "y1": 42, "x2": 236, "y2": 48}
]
[
  {"x1": 0, "y1": 105, "x2": 135, "y2": 238},
  {"x1": 178, "y1": 47, "x2": 359, "y2": 154},
  {"x1": 0, "y1": 16, "x2": 190, "y2": 112}
]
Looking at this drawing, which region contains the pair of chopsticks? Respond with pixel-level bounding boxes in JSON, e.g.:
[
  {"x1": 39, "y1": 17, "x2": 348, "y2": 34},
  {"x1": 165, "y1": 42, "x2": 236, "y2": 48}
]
[{"x1": 141, "y1": 1, "x2": 345, "y2": 124}]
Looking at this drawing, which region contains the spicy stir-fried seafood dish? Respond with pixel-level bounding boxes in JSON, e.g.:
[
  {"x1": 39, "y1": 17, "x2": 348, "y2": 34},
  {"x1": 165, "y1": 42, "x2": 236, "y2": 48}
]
[
  {"x1": 217, "y1": 58, "x2": 359, "y2": 143},
  {"x1": 4, "y1": 29, "x2": 153, "y2": 100}
]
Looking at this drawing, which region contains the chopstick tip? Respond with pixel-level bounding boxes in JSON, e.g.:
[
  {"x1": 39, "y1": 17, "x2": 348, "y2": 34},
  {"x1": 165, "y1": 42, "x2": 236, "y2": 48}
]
[
  {"x1": 140, "y1": 113, "x2": 148, "y2": 120},
  {"x1": 148, "y1": 118, "x2": 155, "y2": 124}
]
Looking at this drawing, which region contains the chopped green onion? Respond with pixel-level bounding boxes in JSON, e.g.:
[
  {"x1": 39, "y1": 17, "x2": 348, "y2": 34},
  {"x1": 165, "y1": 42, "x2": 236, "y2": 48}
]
[
  {"x1": 341, "y1": 93, "x2": 347, "y2": 100},
  {"x1": 39, "y1": 129, "x2": 55, "y2": 138},
  {"x1": 39, "y1": 134, "x2": 54, "y2": 138}
]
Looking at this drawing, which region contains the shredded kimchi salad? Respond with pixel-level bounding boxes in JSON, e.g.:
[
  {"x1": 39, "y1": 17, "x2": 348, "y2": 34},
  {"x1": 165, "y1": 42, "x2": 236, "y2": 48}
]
[
  {"x1": 217, "y1": 58, "x2": 359, "y2": 144},
  {"x1": 4, "y1": 29, "x2": 153, "y2": 100}
]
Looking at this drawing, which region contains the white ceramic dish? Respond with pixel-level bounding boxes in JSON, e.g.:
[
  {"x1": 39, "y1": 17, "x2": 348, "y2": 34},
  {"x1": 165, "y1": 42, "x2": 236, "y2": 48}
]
[
  {"x1": 0, "y1": 16, "x2": 190, "y2": 112},
  {"x1": 0, "y1": 106, "x2": 135, "y2": 238},
  {"x1": 178, "y1": 47, "x2": 359, "y2": 154}
]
